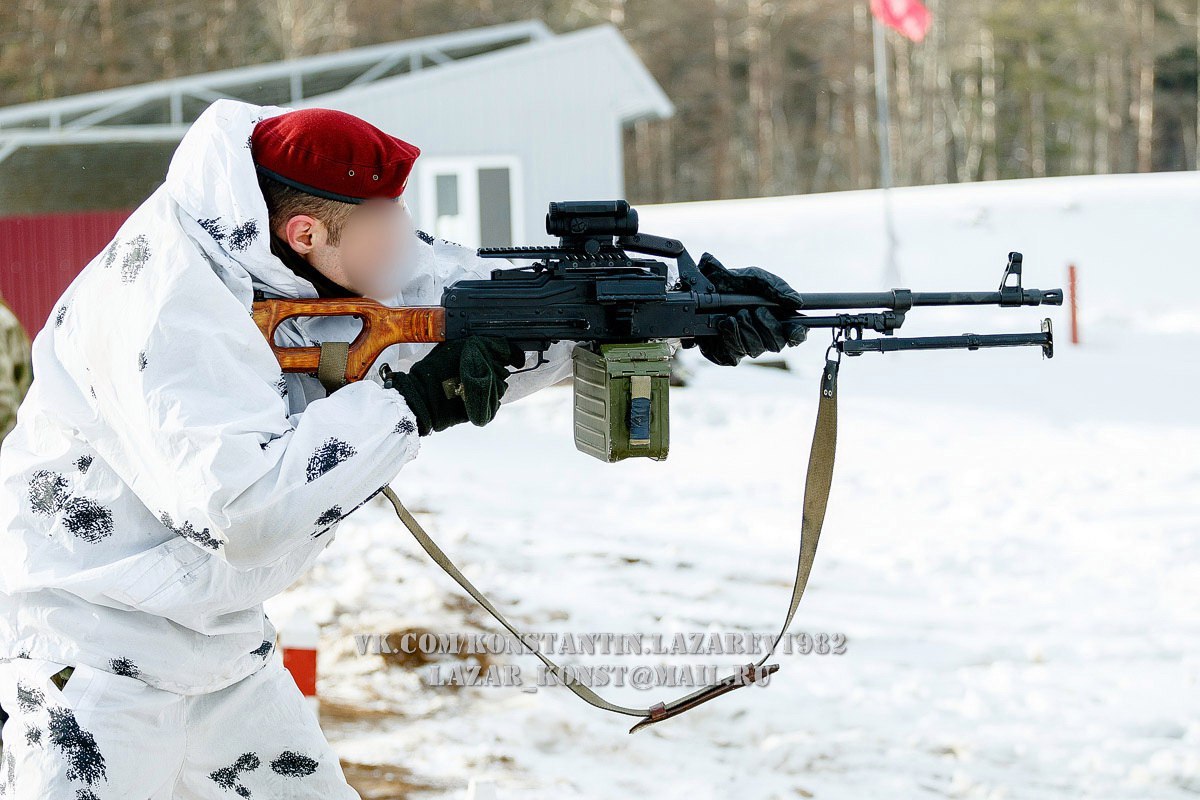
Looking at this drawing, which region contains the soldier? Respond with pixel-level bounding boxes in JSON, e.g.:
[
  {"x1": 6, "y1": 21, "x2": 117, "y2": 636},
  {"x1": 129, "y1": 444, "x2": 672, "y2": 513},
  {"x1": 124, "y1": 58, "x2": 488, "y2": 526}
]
[
  {"x1": 0, "y1": 292, "x2": 32, "y2": 444},
  {"x1": 0, "y1": 100, "x2": 568, "y2": 799}
]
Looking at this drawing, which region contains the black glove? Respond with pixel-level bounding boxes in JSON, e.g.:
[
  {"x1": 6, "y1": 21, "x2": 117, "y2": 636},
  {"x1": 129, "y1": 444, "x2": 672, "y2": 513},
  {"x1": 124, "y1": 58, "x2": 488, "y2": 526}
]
[
  {"x1": 381, "y1": 336, "x2": 526, "y2": 435},
  {"x1": 687, "y1": 252, "x2": 809, "y2": 366}
]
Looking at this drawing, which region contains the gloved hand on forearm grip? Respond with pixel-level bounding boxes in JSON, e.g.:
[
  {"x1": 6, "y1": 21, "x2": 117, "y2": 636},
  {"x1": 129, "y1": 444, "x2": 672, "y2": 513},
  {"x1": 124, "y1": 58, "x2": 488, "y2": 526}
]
[
  {"x1": 685, "y1": 252, "x2": 810, "y2": 366},
  {"x1": 381, "y1": 335, "x2": 527, "y2": 435}
]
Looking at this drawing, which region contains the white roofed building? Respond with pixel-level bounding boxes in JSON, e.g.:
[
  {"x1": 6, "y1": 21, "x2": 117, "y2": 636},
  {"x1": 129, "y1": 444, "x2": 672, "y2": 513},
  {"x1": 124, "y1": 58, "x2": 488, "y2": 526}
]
[{"x1": 0, "y1": 20, "x2": 673, "y2": 248}]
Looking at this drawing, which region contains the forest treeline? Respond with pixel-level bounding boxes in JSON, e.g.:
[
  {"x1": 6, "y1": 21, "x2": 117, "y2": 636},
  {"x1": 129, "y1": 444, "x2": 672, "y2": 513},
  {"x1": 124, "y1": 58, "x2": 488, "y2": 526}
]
[{"x1": 2, "y1": 0, "x2": 1196, "y2": 204}]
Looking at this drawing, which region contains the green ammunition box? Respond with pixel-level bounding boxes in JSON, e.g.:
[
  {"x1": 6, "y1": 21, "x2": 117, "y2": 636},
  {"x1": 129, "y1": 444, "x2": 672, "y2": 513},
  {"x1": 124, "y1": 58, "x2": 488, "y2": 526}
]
[{"x1": 571, "y1": 341, "x2": 671, "y2": 462}]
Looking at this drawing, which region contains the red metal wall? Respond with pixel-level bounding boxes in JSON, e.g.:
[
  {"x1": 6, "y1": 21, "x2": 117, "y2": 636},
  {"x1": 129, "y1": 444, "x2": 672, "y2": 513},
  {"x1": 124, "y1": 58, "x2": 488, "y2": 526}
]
[{"x1": 0, "y1": 209, "x2": 133, "y2": 338}]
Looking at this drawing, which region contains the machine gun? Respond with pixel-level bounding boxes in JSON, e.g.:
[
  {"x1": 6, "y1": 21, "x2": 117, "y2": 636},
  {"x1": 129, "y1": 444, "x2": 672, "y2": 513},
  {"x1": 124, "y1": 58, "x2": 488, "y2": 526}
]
[
  {"x1": 253, "y1": 199, "x2": 1058, "y2": 460},
  {"x1": 250, "y1": 200, "x2": 1062, "y2": 733},
  {"x1": 466, "y1": 199, "x2": 1057, "y2": 354}
]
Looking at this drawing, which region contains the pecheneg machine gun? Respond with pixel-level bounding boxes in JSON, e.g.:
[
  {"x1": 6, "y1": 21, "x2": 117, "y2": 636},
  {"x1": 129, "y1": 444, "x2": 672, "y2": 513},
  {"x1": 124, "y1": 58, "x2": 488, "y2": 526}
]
[{"x1": 251, "y1": 200, "x2": 1062, "y2": 733}]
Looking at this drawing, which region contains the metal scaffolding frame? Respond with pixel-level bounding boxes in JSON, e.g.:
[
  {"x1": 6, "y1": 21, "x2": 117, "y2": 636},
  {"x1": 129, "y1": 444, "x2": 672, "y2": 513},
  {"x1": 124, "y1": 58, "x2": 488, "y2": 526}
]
[{"x1": 0, "y1": 20, "x2": 553, "y2": 166}]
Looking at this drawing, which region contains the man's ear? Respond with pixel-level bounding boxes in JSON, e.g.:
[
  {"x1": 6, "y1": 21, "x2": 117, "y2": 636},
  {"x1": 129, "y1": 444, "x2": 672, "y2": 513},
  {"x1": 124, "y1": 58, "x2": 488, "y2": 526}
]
[{"x1": 283, "y1": 215, "x2": 323, "y2": 254}]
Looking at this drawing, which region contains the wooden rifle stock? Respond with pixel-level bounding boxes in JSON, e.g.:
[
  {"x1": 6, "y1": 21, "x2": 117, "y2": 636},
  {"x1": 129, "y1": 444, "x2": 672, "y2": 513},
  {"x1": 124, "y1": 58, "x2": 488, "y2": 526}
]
[{"x1": 251, "y1": 297, "x2": 446, "y2": 382}]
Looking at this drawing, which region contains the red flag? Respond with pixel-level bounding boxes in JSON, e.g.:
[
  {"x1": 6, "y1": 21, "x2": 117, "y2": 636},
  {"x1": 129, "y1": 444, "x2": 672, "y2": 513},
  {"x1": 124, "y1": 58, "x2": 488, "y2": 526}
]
[{"x1": 870, "y1": 0, "x2": 932, "y2": 42}]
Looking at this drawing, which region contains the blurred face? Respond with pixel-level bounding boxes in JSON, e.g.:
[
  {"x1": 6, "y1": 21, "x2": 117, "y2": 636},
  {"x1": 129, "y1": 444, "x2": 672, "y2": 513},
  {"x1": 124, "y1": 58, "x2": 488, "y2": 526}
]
[
  {"x1": 283, "y1": 196, "x2": 416, "y2": 299},
  {"x1": 333, "y1": 197, "x2": 417, "y2": 298}
]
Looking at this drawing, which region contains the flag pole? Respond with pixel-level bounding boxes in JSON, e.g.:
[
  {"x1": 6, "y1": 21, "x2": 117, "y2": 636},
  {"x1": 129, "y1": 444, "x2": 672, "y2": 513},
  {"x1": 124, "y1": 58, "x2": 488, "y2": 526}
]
[{"x1": 872, "y1": 13, "x2": 903, "y2": 286}]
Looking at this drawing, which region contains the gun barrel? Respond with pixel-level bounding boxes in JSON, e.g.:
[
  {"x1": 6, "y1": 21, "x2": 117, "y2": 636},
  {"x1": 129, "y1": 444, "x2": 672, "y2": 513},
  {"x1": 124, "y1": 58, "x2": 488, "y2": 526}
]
[{"x1": 706, "y1": 288, "x2": 1063, "y2": 311}]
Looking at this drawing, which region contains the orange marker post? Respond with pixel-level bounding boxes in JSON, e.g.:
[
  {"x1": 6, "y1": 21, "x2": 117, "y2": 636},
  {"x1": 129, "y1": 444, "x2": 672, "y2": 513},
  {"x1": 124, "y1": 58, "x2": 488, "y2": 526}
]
[
  {"x1": 1068, "y1": 264, "x2": 1079, "y2": 345},
  {"x1": 281, "y1": 608, "x2": 320, "y2": 715}
]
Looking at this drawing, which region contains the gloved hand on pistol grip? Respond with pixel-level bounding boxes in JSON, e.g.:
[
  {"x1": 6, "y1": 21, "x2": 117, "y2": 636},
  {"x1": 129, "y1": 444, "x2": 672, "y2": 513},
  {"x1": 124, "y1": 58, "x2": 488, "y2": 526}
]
[
  {"x1": 381, "y1": 335, "x2": 527, "y2": 435},
  {"x1": 686, "y1": 252, "x2": 809, "y2": 366}
]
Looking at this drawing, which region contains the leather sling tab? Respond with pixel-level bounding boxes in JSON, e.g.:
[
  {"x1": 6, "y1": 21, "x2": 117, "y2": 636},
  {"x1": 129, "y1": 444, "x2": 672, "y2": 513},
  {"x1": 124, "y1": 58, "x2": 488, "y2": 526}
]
[
  {"x1": 317, "y1": 341, "x2": 350, "y2": 394},
  {"x1": 381, "y1": 355, "x2": 840, "y2": 734}
]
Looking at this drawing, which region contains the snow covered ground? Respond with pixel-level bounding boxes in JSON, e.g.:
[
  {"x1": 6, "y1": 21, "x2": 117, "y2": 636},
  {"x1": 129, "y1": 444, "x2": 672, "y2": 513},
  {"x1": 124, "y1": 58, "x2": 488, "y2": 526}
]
[{"x1": 267, "y1": 172, "x2": 1199, "y2": 799}]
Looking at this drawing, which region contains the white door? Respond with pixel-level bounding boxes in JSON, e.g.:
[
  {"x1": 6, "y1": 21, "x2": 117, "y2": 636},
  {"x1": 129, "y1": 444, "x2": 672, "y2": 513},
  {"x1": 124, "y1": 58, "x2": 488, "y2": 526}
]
[{"x1": 416, "y1": 156, "x2": 523, "y2": 248}]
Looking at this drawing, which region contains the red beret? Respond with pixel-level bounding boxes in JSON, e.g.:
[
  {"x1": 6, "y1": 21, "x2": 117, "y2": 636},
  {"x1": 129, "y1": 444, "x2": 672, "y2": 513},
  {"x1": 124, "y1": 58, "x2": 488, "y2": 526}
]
[{"x1": 251, "y1": 108, "x2": 420, "y2": 204}]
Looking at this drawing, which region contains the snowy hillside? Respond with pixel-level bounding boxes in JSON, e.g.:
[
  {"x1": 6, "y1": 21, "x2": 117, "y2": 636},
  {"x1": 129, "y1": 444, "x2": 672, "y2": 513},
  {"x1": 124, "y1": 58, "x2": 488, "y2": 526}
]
[{"x1": 267, "y1": 173, "x2": 1199, "y2": 800}]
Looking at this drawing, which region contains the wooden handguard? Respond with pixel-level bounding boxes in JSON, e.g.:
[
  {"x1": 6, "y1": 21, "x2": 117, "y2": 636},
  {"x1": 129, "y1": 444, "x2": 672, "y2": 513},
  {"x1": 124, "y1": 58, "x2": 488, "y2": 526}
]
[{"x1": 251, "y1": 298, "x2": 447, "y2": 382}]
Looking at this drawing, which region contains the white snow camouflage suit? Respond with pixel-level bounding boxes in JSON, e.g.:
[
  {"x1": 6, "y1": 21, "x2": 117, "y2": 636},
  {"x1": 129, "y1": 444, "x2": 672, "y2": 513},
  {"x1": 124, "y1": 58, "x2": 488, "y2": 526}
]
[{"x1": 0, "y1": 98, "x2": 583, "y2": 798}]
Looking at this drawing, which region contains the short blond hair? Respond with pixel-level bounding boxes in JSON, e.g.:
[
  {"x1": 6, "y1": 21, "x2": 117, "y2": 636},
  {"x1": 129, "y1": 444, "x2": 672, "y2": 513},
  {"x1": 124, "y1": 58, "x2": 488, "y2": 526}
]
[{"x1": 257, "y1": 173, "x2": 356, "y2": 246}]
